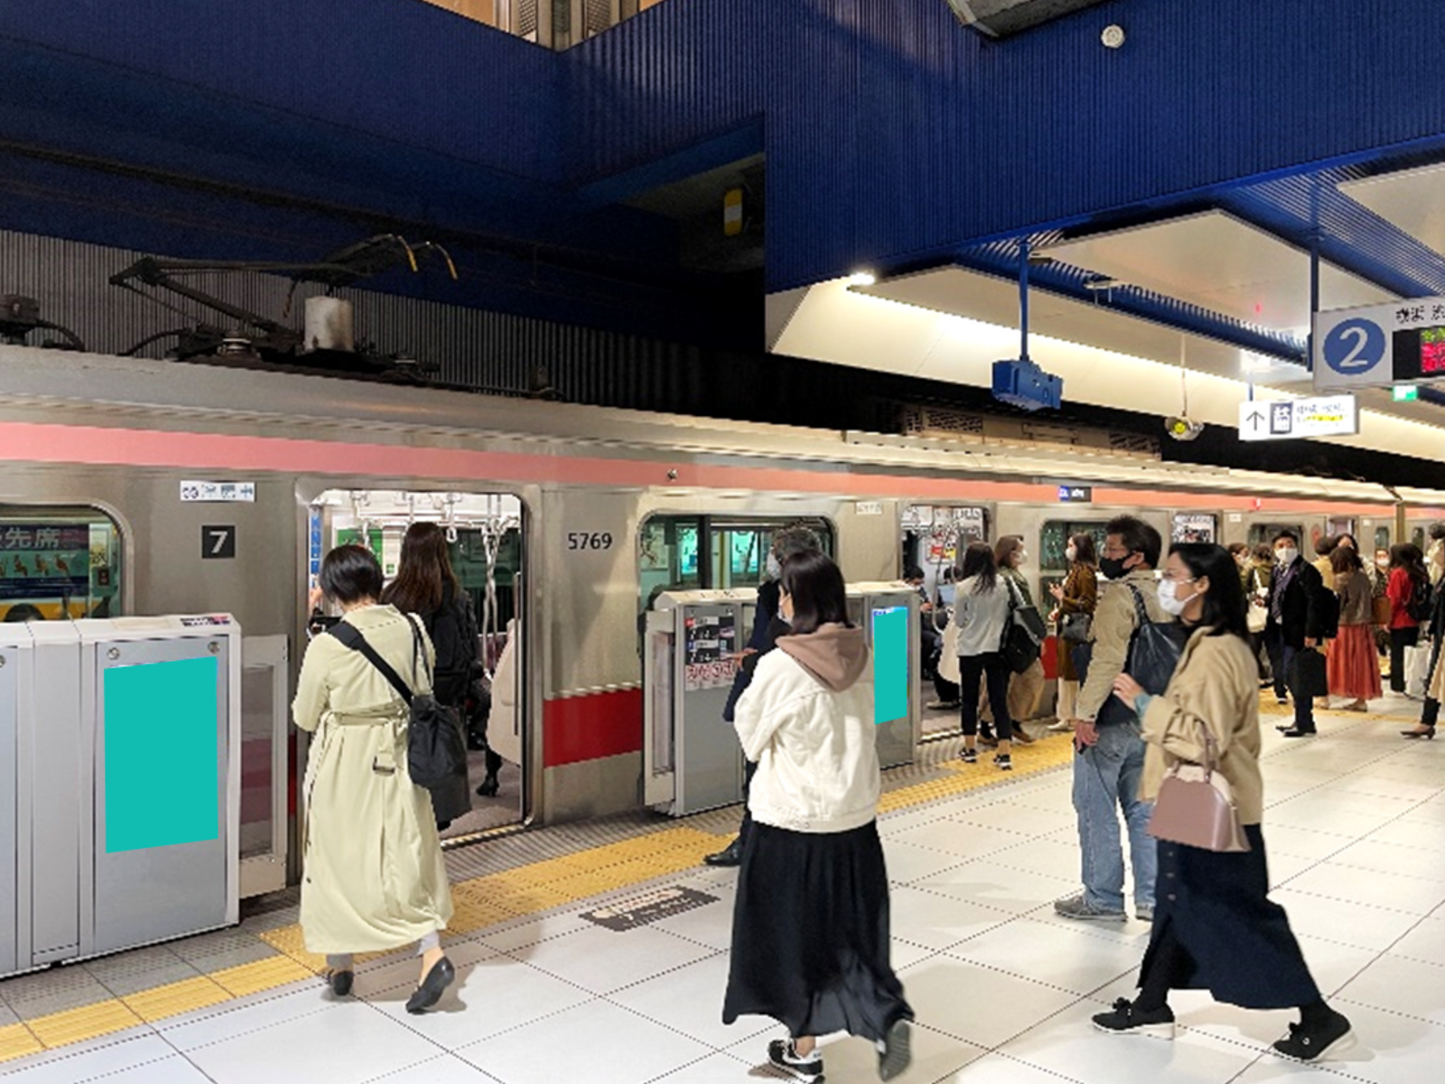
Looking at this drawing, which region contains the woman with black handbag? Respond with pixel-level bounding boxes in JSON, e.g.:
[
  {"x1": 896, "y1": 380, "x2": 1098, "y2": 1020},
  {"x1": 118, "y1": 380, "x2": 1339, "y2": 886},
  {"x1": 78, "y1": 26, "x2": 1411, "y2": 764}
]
[
  {"x1": 1048, "y1": 533, "x2": 1098, "y2": 731},
  {"x1": 955, "y1": 542, "x2": 1017, "y2": 770},
  {"x1": 294, "y1": 545, "x2": 456, "y2": 1013},
  {"x1": 1093, "y1": 543, "x2": 1354, "y2": 1064},
  {"x1": 382, "y1": 522, "x2": 483, "y2": 825}
]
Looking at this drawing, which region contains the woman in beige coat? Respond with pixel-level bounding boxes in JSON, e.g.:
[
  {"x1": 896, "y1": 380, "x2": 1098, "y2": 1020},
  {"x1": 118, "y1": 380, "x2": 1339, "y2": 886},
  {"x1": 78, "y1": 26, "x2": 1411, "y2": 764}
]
[
  {"x1": 1095, "y1": 543, "x2": 1353, "y2": 1064},
  {"x1": 294, "y1": 545, "x2": 456, "y2": 1012}
]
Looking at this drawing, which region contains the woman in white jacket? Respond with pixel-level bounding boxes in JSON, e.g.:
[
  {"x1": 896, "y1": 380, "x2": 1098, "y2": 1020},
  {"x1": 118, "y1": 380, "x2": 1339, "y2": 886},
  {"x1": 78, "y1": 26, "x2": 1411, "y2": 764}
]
[{"x1": 722, "y1": 550, "x2": 913, "y2": 1084}]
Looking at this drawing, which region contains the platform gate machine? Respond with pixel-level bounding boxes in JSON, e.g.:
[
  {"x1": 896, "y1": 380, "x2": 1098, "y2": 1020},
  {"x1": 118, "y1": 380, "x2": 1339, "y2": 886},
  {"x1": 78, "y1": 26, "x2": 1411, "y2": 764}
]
[
  {"x1": 0, "y1": 615, "x2": 241, "y2": 979},
  {"x1": 644, "y1": 584, "x2": 920, "y2": 817}
]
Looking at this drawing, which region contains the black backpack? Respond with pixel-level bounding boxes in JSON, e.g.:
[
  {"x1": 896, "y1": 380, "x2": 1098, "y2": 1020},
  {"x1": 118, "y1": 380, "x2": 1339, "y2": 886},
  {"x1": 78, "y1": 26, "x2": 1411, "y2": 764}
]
[
  {"x1": 1073, "y1": 584, "x2": 1188, "y2": 726},
  {"x1": 1407, "y1": 574, "x2": 1433, "y2": 623}
]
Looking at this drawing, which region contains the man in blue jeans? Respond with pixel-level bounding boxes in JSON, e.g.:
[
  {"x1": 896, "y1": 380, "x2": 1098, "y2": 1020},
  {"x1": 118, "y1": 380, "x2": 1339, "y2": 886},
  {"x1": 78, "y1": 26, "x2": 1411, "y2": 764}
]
[{"x1": 1057, "y1": 516, "x2": 1171, "y2": 923}]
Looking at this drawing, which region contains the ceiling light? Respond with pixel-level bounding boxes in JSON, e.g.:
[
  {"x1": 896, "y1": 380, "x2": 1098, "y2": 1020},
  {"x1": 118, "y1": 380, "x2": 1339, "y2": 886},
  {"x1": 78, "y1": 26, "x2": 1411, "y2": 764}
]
[{"x1": 848, "y1": 271, "x2": 877, "y2": 287}]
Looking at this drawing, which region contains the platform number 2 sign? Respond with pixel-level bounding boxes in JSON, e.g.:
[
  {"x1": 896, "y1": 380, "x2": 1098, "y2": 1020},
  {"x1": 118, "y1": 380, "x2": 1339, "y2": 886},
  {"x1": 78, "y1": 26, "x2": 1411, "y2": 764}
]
[{"x1": 201, "y1": 525, "x2": 236, "y2": 560}]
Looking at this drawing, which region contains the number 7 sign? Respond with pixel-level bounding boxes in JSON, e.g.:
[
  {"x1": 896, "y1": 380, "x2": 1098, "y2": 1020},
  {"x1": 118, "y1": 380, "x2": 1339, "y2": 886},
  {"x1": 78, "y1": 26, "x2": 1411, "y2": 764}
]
[{"x1": 201, "y1": 525, "x2": 236, "y2": 560}]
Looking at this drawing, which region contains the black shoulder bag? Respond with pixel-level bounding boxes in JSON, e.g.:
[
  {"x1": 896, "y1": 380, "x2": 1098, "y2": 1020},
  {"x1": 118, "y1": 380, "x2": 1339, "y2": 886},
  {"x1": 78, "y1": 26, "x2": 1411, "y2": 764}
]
[
  {"x1": 1073, "y1": 584, "x2": 1189, "y2": 726},
  {"x1": 329, "y1": 616, "x2": 471, "y2": 796},
  {"x1": 1000, "y1": 576, "x2": 1048, "y2": 674}
]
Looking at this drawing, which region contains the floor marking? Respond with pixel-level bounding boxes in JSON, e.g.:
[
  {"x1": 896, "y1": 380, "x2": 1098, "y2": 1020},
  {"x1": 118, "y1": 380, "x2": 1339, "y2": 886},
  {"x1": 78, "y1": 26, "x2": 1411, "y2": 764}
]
[
  {"x1": 24, "y1": 999, "x2": 142, "y2": 1048},
  {"x1": 0, "y1": 1023, "x2": 42, "y2": 1060},
  {"x1": 121, "y1": 975, "x2": 232, "y2": 1023}
]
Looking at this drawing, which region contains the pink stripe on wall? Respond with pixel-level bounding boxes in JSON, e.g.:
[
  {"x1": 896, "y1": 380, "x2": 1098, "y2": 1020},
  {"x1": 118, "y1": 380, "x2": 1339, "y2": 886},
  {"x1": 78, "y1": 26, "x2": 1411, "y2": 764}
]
[{"x1": 0, "y1": 420, "x2": 1399, "y2": 514}]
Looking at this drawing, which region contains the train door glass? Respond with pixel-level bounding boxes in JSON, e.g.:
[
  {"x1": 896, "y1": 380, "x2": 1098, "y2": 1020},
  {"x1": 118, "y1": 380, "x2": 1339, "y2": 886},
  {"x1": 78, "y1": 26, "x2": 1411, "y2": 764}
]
[
  {"x1": 1248, "y1": 523, "x2": 1305, "y2": 548},
  {"x1": 1041, "y1": 519, "x2": 1108, "y2": 581},
  {"x1": 0, "y1": 506, "x2": 123, "y2": 622},
  {"x1": 1375, "y1": 526, "x2": 1391, "y2": 552},
  {"x1": 311, "y1": 490, "x2": 526, "y2": 842},
  {"x1": 1171, "y1": 513, "x2": 1218, "y2": 544},
  {"x1": 1413, "y1": 526, "x2": 1427, "y2": 549},
  {"x1": 902, "y1": 506, "x2": 988, "y2": 585},
  {"x1": 1327, "y1": 518, "x2": 1356, "y2": 538}
]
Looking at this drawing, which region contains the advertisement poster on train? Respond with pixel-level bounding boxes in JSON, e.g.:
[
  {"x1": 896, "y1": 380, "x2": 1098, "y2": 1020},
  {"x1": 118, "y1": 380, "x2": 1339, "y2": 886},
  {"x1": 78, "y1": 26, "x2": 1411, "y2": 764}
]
[
  {"x1": 1171, "y1": 514, "x2": 1217, "y2": 544},
  {"x1": 639, "y1": 523, "x2": 669, "y2": 571},
  {"x1": 0, "y1": 524, "x2": 91, "y2": 603},
  {"x1": 683, "y1": 612, "x2": 737, "y2": 690}
]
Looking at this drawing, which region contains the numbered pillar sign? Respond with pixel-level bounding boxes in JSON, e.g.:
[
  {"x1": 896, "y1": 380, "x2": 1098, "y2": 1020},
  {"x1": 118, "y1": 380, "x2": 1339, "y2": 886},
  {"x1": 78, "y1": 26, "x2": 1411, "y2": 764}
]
[{"x1": 201, "y1": 526, "x2": 236, "y2": 559}]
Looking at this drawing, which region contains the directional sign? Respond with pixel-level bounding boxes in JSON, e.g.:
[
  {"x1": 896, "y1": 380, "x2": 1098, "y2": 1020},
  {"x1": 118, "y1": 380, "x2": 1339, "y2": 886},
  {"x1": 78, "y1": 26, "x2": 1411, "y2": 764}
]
[
  {"x1": 1314, "y1": 297, "x2": 1445, "y2": 391},
  {"x1": 1239, "y1": 395, "x2": 1359, "y2": 441}
]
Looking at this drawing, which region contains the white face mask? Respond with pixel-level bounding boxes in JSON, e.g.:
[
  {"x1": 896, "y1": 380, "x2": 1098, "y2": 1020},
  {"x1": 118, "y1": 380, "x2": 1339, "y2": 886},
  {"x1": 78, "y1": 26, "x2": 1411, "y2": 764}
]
[
  {"x1": 1065, "y1": 546, "x2": 1077, "y2": 563},
  {"x1": 1157, "y1": 579, "x2": 1197, "y2": 617},
  {"x1": 766, "y1": 553, "x2": 782, "y2": 580},
  {"x1": 1276, "y1": 547, "x2": 1298, "y2": 566},
  {"x1": 1016, "y1": 551, "x2": 1028, "y2": 566}
]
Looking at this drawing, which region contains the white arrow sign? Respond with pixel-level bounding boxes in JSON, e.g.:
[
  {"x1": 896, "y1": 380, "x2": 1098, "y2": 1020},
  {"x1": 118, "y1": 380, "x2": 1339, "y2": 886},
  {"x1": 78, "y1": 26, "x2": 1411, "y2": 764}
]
[{"x1": 1239, "y1": 395, "x2": 1358, "y2": 441}]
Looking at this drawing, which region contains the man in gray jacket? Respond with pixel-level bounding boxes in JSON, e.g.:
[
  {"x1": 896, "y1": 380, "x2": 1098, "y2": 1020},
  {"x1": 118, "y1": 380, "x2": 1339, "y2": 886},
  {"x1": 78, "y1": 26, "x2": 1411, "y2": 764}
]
[{"x1": 1056, "y1": 515, "x2": 1171, "y2": 923}]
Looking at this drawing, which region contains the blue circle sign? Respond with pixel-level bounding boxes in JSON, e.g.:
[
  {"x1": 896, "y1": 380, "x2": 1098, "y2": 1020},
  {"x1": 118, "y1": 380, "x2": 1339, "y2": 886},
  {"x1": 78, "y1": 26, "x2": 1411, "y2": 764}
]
[{"x1": 1322, "y1": 317, "x2": 1386, "y2": 375}]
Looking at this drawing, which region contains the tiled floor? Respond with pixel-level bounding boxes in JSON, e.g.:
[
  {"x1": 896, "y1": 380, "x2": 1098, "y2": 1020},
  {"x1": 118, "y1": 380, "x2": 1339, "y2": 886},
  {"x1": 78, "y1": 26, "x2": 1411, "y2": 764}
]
[{"x1": 2, "y1": 694, "x2": 1443, "y2": 1083}]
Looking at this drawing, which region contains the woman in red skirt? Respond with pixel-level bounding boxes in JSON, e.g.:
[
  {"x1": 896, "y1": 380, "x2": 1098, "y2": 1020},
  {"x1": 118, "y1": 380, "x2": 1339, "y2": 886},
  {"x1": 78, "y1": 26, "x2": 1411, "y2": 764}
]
[{"x1": 1327, "y1": 546, "x2": 1380, "y2": 710}]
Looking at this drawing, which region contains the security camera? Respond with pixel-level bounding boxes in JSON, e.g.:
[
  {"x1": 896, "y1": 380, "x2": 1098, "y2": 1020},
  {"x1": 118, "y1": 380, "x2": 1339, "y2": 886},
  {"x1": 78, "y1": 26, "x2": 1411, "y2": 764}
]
[
  {"x1": 1164, "y1": 415, "x2": 1204, "y2": 442},
  {"x1": 1101, "y1": 25, "x2": 1125, "y2": 49}
]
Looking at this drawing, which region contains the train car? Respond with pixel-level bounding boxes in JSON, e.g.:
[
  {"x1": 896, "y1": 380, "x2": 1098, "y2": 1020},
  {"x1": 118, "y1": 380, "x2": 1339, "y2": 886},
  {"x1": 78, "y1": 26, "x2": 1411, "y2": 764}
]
[{"x1": 3, "y1": 345, "x2": 1441, "y2": 882}]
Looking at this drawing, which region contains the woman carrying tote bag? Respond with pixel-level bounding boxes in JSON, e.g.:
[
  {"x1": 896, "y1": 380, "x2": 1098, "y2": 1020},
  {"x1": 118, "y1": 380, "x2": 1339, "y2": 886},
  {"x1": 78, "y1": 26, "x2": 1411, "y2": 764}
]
[{"x1": 1094, "y1": 543, "x2": 1354, "y2": 1064}]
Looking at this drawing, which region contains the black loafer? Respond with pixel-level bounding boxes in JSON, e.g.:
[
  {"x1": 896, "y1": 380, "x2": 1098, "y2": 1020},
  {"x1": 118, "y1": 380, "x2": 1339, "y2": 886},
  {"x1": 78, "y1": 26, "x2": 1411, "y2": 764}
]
[
  {"x1": 1281, "y1": 728, "x2": 1317, "y2": 738},
  {"x1": 327, "y1": 969, "x2": 354, "y2": 998},
  {"x1": 405, "y1": 957, "x2": 455, "y2": 1014},
  {"x1": 703, "y1": 837, "x2": 743, "y2": 867}
]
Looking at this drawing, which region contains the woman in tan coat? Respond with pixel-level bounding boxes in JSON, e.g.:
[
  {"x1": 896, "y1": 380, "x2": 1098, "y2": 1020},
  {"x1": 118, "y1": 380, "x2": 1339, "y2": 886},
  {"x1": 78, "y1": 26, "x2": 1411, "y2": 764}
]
[
  {"x1": 1095, "y1": 543, "x2": 1353, "y2": 1064},
  {"x1": 294, "y1": 545, "x2": 456, "y2": 1011},
  {"x1": 1047, "y1": 532, "x2": 1098, "y2": 730}
]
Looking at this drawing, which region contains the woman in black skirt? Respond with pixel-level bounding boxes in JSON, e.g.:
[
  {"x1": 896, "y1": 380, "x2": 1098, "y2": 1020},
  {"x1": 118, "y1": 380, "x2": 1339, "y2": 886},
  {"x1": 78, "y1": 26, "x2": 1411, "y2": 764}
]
[
  {"x1": 1096, "y1": 543, "x2": 1355, "y2": 1063},
  {"x1": 723, "y1": 549, "x2": 913, "y2": 1083}
]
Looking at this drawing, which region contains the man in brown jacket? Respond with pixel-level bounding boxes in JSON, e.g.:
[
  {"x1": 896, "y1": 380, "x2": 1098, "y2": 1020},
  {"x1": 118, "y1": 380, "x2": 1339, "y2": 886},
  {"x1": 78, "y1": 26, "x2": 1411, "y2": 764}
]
[{"x1": 1056, "y1": 515, "x2": 1172, "y2": 924}]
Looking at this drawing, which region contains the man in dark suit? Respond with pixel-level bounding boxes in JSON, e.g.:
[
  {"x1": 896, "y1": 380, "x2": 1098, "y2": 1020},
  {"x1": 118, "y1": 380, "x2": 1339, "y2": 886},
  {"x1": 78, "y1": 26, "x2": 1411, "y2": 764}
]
[{"x1": 1265, "y1": 530, "x2": 1326, "y2": 737}]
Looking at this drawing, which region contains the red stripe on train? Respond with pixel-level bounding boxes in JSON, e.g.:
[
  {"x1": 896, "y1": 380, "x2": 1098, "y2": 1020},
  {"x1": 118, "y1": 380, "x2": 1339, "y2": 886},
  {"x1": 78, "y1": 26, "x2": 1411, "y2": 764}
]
[{"x1": 542, "y1": 689, "x2": 644, "y2": 767}]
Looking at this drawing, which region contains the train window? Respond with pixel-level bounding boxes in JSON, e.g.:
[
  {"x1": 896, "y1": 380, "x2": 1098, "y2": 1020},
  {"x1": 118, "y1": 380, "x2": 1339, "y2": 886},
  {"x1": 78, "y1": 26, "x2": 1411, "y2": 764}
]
[
  {"x1": 1171, "y1": 513, "x2": 1218, "y2": 544},
  {"x1": 1412, "y1": 526, "x2": 1427, "y2": 549},
  {"x1": 1248, "y1": 523, "x2": 1305, "y2": 547},
  {"x1": 902, "y1": 506, "x2": 988, "y2": 593},
  {"x1": 1375, "y1": 526, "x2": 1391, "y2": 552},
  {"x1": 1041, "y1": 520, "x2": 1108, "y2": 572},
  {"x1": 639, "y1": 515, "x2": 834, "y2": 600},
  {"x1": 0, "y1": 506, "x2": 123, "y2": 621},
  {"x1": 1327, "y1": 518, "x2": 1356, "y2": 538}
]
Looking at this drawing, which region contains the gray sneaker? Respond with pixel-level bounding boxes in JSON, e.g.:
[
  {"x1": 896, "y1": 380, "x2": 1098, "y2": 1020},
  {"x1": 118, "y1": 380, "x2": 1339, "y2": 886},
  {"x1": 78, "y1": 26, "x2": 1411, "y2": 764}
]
[
  {"x1": 1136, "y1": 904, "x2": 1154, "y2": 923},
  {"x1": 1054, "y1": 893, "x2": 1127, "y2": 922}
]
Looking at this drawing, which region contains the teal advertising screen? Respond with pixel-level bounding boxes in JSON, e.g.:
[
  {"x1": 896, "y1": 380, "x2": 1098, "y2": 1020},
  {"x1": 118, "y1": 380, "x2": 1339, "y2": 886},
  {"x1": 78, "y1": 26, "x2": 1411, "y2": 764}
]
[
  {"x1": 104, "y1": 655, "x2": 220, "y2": 853},
  {"x1": 871, "y1": 606, "x2": 909, "y2": 725}
]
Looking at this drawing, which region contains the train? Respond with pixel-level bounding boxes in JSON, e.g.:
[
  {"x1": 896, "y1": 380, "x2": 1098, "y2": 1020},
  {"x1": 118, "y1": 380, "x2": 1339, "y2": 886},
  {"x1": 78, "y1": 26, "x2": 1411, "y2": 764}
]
[{"x1": 2, "y1": 344, "x2": 1441, "y2": 884}]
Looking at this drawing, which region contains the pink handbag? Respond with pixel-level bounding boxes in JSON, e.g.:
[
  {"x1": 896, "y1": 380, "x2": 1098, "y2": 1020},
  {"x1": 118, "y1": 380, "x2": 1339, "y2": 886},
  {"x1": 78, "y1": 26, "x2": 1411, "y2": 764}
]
[{"x1": 1147, "y1": 724, "x2": 1250, "y2": 853}]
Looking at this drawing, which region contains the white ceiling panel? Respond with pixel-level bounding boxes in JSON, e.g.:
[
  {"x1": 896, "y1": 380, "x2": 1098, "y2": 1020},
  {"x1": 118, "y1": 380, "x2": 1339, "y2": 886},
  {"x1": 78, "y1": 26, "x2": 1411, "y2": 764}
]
[
  {"x1": 1340, "y1": 164, "x2": 1445, "y2": 260},
  {"x1": 856, "y1": 265, "x2": 1311, "y2": 388},
  {"x1": 1040, "y1": 211, "x2": 1394, "y2": 331}
]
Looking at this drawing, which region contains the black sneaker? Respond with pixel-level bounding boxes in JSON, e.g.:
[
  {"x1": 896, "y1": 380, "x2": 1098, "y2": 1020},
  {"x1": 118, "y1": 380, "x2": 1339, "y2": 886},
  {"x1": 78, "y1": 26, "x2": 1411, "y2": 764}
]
[
  {"x1": 961, "y1": 748, "x2": 978, "y2": 764},
  {"x1": 1091, "y1": 998, "x2": 1175, "y2": 1039},
  {"x1": 994, "y1": 753, "x2": 1012, "y2": 771},
  {"x1": 1272, "y1": 1010, "x2": 1355, "y2": 1062},
  {"x1": 767, "y1": 1039, "x2": 823, "y2": 1083},
  {"x1": 877, "y1": 1018, "x2": 912, "y2": 1081}
]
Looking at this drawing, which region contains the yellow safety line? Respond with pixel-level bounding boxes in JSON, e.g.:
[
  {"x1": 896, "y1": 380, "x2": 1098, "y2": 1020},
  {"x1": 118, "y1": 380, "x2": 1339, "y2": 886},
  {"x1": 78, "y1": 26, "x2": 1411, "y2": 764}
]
[{"x1": 2, "y1": 738, "x2": 1076, "y2": 1063}]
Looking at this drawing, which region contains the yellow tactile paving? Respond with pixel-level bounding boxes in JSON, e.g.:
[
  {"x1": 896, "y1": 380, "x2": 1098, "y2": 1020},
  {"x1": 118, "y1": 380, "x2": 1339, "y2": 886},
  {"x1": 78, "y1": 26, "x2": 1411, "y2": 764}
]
[
  {"x1": 0, "y1": 1023, "x2": 42, "y2": 1060},
  {"x1": 209, "y1": 955, "x2": 316, "y2": 996},
  {"x1": 25, "y1": 999, "x2": 142, "y2": 1048},
  {"x1": 0, "y1": 738, "x2": 1078, "y2": 1067},
  {"x1": 122, "y1": 975, "x2": 232, "y2": 1023}
]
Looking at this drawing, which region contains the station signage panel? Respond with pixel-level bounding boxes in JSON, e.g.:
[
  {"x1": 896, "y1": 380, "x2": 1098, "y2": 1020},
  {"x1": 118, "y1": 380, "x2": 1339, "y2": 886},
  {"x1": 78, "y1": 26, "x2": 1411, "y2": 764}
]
[
  {"x1": 1057, "y1": 485, "x2": 1093, "y2": 503},
  {"x1": 1238, "y1": 395, "x2": 1359, "y2": 441},
  {"x1": 1313, "y1": 297, "x2": 1445, "y2": 391}
]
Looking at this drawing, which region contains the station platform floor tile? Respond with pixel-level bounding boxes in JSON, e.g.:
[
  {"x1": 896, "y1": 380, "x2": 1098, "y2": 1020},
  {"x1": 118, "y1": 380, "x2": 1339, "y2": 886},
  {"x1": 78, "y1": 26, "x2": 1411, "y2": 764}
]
[{"x1": 1, "y1": 693, "x2": 1441, "y2": 1082}]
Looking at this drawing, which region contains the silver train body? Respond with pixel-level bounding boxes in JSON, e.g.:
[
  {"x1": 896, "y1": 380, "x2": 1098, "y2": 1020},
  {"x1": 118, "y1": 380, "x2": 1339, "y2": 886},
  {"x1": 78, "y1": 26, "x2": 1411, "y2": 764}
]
[{"x1": 1, "y1": 346, "x2": 1441, "y2": 840}]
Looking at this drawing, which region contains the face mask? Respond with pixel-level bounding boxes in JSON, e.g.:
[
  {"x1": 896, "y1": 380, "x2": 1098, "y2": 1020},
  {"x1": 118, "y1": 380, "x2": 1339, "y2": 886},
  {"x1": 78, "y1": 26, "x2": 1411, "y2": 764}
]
[
  {"x1": 1065, "y1": 546, "x2": 1077, "y2": 563},
  {"x1": 1157, "y1": 579, "x2": 1196, "y2": 617},
  {"x1": 766, "y1": 553, "x2": 782, "y2": 580},
  {"x1": 1276, "y1": 547, "x2": 1298, "y2": 566},
  {"x1": 1016, "y1": 551, "x2": 1028, "y2": 565},
  {"x1": 1098, "y1": 555, "x2": 1130, "y2": 580}
]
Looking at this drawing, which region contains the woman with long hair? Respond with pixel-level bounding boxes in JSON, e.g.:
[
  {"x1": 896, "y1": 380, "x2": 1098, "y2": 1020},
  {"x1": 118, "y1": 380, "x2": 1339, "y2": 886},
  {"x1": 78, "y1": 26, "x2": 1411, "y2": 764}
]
[
  {"x1": 955, "y1": 541, "x2": 1017, "y2": 770},
  {"x1": 723, "y1": 550, "x2": 913, "y2": 1083},
  {"x1": 1326, "y1": 545, "x2": 1380, "y2": 710},
  {"x1": 293, "y1": 545, "x2": 456, "y2": 1012},
  {"x1": 1095, "y1": 543, "x2": 1353, "y2": 1063},
  {"x1": 383, "y1": 523, "x2": 495, "y2": 817},
  {"x1": 1047, "y1": 533, "x2": 1098, "y2": 731},
  {"x1": 1386, "y1": 543, "x2": 1429, "y2": 694},
  {"x1": 992, "y1": 535, "x2": 1038, "y2": 742}
]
